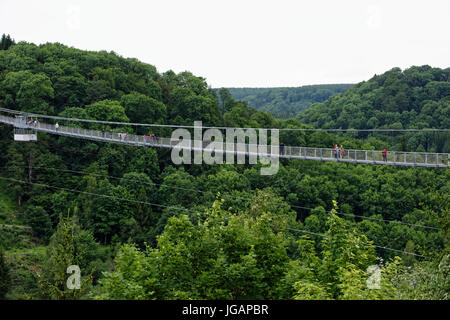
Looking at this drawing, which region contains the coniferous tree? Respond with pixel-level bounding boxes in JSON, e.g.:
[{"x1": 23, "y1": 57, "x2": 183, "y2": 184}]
[
  {"x1": 24, "y1": 206, "x2": 53, "y2": 242},
  {"x1": 38, "y1": 215, "x2": 93, "y2": 299},
  {"x1": 0, "y1": 34, "x2": 15, "y2": 50}
]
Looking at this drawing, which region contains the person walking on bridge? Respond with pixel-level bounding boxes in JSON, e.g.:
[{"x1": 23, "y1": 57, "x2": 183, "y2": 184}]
[
  {"x1": 280, "y1": 142, "x2": 285, "y2": 155},
  {"x1": 382, "y1": 148, "x2": 387, "y2": 162}
]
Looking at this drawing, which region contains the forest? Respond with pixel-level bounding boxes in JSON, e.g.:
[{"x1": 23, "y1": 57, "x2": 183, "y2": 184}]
[
  {"x1": 297, "y1": 67, "x2": 450, "y2": 150},
  {"x1": 0, "y1": 36, "x2": 448, "y2": 300},
  {"x1": 227, "y1": 85, "x2": 353, "y2": 119}
]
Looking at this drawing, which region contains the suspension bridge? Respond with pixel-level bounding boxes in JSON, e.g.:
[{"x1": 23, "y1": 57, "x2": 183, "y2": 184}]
[{"x1": 0, "y1": 108, "x2": 448, "y2": 168}]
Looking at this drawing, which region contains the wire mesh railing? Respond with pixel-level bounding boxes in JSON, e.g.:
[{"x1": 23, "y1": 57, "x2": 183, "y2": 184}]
[{"x1": 0, "y1": 114, "x2": 448, "y2": 168}]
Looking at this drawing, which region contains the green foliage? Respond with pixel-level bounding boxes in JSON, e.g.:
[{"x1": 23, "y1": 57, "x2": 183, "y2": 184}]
[
  {"x1": 85, "y1": 99, "x2": 130, "y2": 124},
  {"x1": 24, "y1": 206, "x2": 52, "y2": 242},
  {"x1": 280, "y1": 202, "x2": 402, "y2": 300},
  {"x1": 120, "y1": 92, "x2": 166, "y2": 128},
  {"x1": 98, "y1": 199, "x2": 291, "y2": 299},
  {"x1": 228, "y1": 85, "x2": 354, "y2": 119},
  {"x1": 158, "y1": 168, "x2": 198, "y2": 207},
  {"x1": 293, "y1": 281, "x2": 331, "y2": 300},
  {"x1": 0, "y1": 41, "x2": 224, "y2": 132},
  {"x1": 0, "y1": 180, "x2": 17, "y2": 224},
  {"x1": 53, "y1": 74, "x2": 88, "y2": 113},
  {"x1": 126, "y1": 148, "x2": 159, "y2": 178},
  {"x1": 38, "y1": 216, "x2": 95, "y2": 299},
  {"x1": 0, "y1": 226, "x2": 34, "y2": 250},
  {"x1": 201, "y1": 167, "x2": 250, "y2": 195},
  {"x1": 0, "y1": 34, "x2": 15, "y2": 50},
  {"x1": 78, "y1": 177, "x2": 133, "y2": 244},
  {"x1": 168, "y1": 87, "x2": 221, "y2": 126},
  {"x1": 218, "y1": 88, "x2": 235, "y2": 114},
  {"x1": 393, "y1": 255, "x2": 449, "y2": 300},
  {"x1": 2, "y1": 70, "x2": 54, "y2": 114},
  {"x1": 402, "y1": 240, "x2": 417, "y2": 266},
  {"x1": 0, "y1": 39, "x2": 447, "y2": 301},
  {"x1": 119, "y1": 172, "x2": 156, "y2": 245},
  {"x1": 297, "y1": 66, "x2": 450, "y2": 152},
  {"x1": 336, "y1": 257, "x2": 401, "y2": 300},
  {"x1": 0, "y1": 248, "x2": 11, "y2": 299},
  {"x1": 3, "y1": 247, "x2": 46, "y2": 299}
]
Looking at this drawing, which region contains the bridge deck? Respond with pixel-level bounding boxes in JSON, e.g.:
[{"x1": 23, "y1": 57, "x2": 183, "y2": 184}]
[{"x1": 0, "y1": 114, "x2": 448, "y2": 168}]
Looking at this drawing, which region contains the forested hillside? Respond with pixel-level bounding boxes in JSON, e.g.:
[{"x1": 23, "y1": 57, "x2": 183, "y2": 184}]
[
  {"x1": 226, "y1": 85, "x2": 353, "y2": 119},
  {"x1": 0, "y1": 38, "x2": 448, "y2": 300},
  {"x1": 297, "y1": 66, "x2": 450, "y2": 130},
  {"x1": 297, "y1": 66, "x2": 450, "y2": 153}
]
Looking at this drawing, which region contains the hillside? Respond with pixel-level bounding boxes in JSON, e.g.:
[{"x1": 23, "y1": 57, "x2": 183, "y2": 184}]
[
  {"x1": 0, "y1": 39, "x2": 448, "y2": 300},
  {"x1": 297, "y1": 66, "x2": 450, "y2": 130},
  {"x1": 227, "y1": 84, "x2": 354, "y2": 119}
]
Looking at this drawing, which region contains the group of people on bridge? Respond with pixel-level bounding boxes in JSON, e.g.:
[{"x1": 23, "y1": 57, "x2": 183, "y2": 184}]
[
  {"x1": 333, "y1": 144, "x2": 388, "y2": 162},
  {"x1": 27, "y1": 118, "x2": 40, "y2": 127},
  {"x1": 143, "y1": 133, "x2": 158, "y2": 144},
  {"x1": 333, "y1": 144, "x2": 346, "y2": 159},
  {"x1": 98, "y1": 129, "x2": 158, "y2": 144}
]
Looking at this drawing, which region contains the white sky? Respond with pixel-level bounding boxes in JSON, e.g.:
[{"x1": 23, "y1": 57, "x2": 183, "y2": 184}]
[{"x1": 1, "y1": 0, "x2": 449, "y2": 87}]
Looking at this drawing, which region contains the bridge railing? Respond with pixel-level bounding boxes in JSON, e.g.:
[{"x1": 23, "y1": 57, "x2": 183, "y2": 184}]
[
  {"x1": 0, "y1": 114, "x2": 448, "y2": 167},
  {"x1": 283, "y1": 146, "x2": 448, "y2": 166},
  {"x1": 0, "y1": 114, "x2": 15, "y2": 125}
]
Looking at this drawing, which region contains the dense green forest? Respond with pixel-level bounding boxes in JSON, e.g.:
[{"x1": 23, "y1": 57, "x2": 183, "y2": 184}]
[
  {"x1": 226, "y1": 85, "x2": 354, "y2": 119},
  {"x1": 0, "y1": 36, "x2": 448, "y2": 300},
  {"x1": 298, "y1": 66, "x2": 450, "y2": 130},
  {"x1": 297, "y1": 67, "x2": 450, "y2": 153}
]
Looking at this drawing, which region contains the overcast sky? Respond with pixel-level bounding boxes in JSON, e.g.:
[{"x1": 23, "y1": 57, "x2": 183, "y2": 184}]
[{"x1": 1, "y1": 0, "x2": 449, "y2": 87}]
